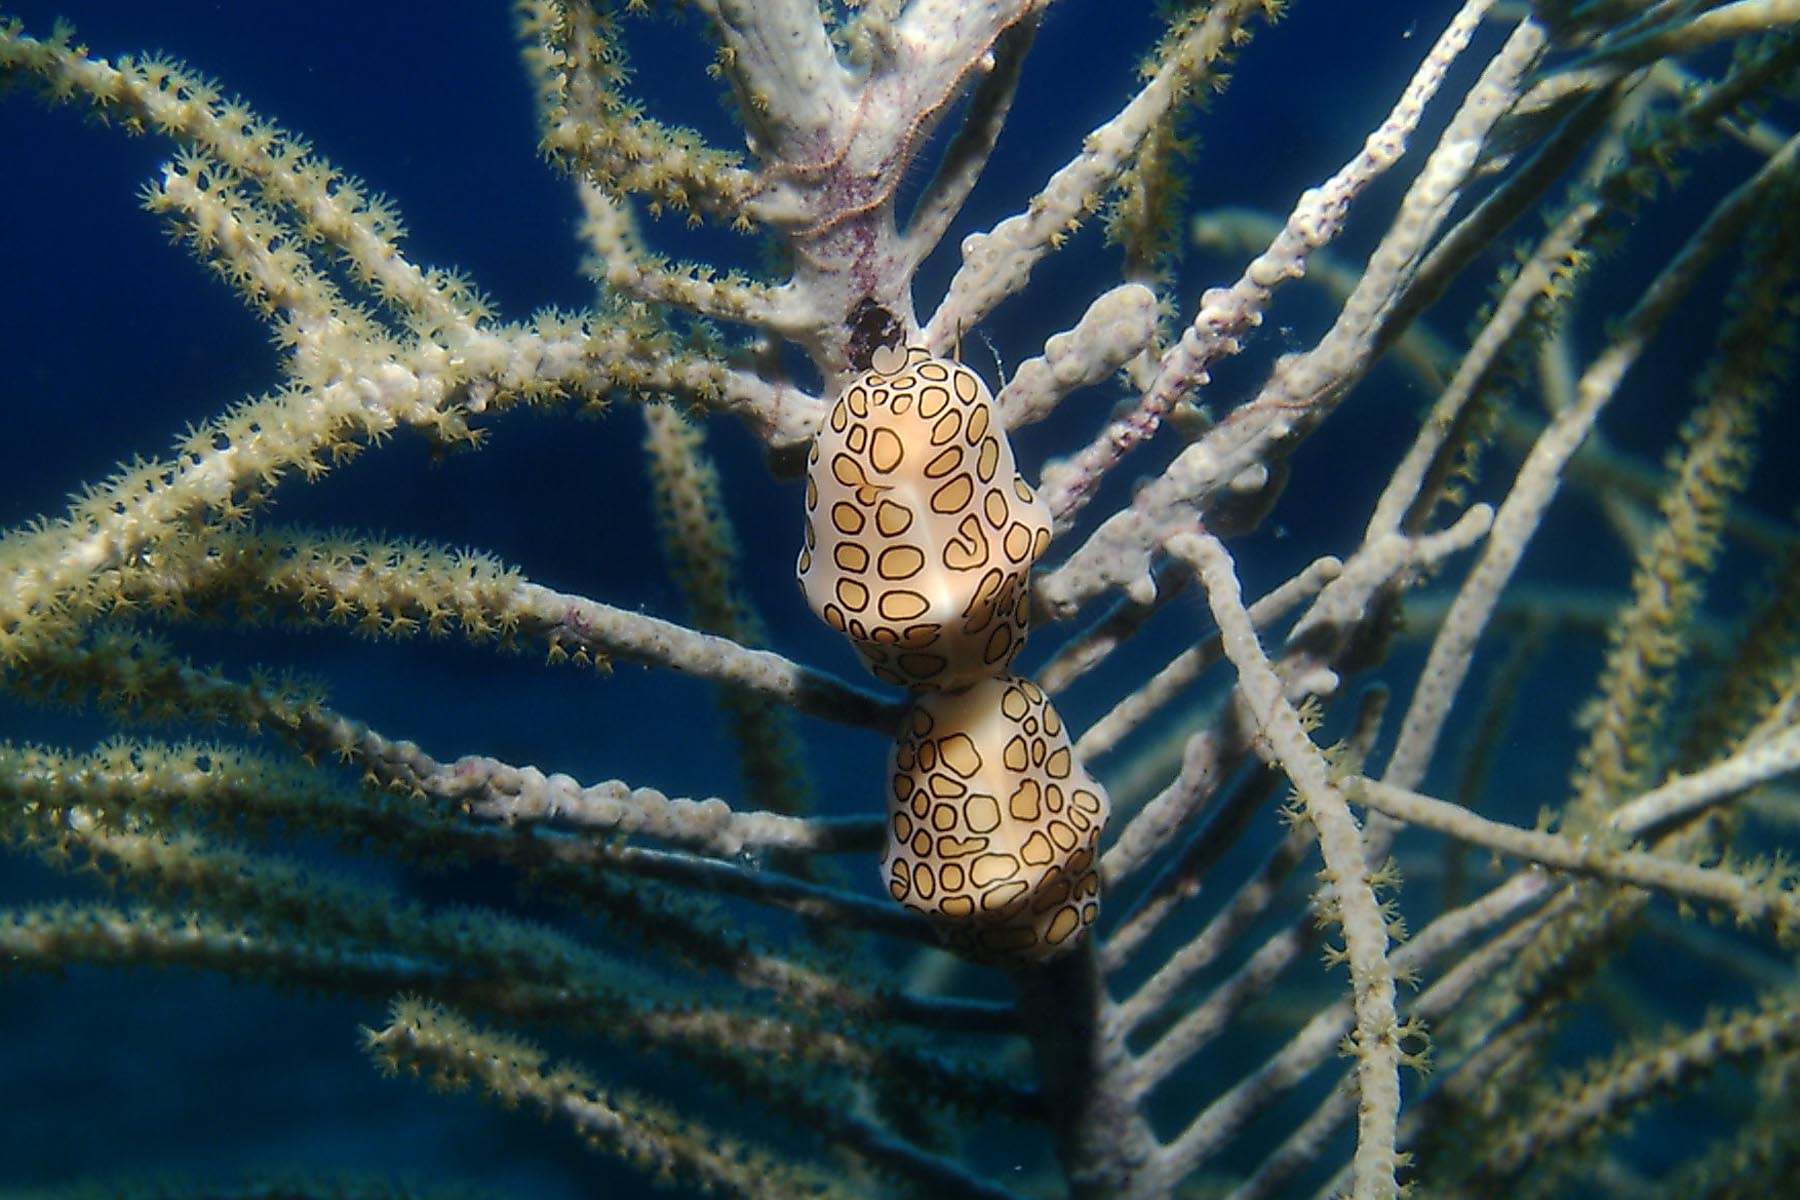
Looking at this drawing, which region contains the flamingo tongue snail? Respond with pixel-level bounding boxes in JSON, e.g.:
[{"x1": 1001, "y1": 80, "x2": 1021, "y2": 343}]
[{"x1": 799, "y1": 342, "x2": 1109, "y2": 963}]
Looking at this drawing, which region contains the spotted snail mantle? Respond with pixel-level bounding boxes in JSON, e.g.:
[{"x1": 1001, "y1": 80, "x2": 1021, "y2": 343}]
[{"x1": 798, "y1": 344, "x2": 1111, "y2": 964}]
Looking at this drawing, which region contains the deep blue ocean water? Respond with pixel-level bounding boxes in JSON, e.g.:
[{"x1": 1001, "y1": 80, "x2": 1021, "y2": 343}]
[{"x1": 1, "y1": 2, "x2": 1792, "y2": 1195}]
